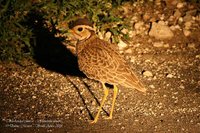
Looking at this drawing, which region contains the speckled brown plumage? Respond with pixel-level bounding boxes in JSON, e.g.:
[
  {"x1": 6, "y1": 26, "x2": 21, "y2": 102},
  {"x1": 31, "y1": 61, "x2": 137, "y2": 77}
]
[
  {"x1": 69, "y1": 18, "x2": 146, "y2": 123},
  {"x1": 77, "y1": 34, "x2": 145, "y2": 92}
]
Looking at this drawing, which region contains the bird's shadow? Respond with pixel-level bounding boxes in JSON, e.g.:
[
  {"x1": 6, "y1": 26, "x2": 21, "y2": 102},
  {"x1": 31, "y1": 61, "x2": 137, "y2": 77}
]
[
  {"x1": 25, "y1": 10, "x2": 108, "y2": 120},
  {"x1": 25, "y1": 11, "x2": 82, "y2": 76}
]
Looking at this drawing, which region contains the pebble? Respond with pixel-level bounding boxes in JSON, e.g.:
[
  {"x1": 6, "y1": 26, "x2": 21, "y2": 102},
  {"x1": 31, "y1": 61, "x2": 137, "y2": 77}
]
[
  {"x1": 160, "y1": 14, "x2": 165, "y2": 21},
  {"x1": 134, "y1": 21, "x2": 144, "y2": 30},
  {"x1": 128, "y1": 30, "x2": 135, "y2": 37},
  {"x1": 164, "y1": 43, "x2": 170, "y2": 48},
  {"x1": 186, "y1": 9, "x2": 197, "y2": 17},
  {"x1": 118, "y1": 39, "x2": 128, "y2": 50},
  {"x1": 149, "y1": 22, "x2": 174, "y2": 40},
  {"x1": 174, "y1": 9, "x2": 182, "y2": 19},
  {"x1": 37, "y1": 112, "x2": 42, "y2": 115},
  {"x1": 121, "y1": 28, "x2": 129, "y2": 34},
  {"x1": 104, "y1": 31, "x2": 112, "y2": 41},
  {"x1": 178, "y1": 17, "x2": 183, "y2": 24},
  {"x1": 187, "y1": 43, "x2": 196, "y2": 49},
  {"x1": 155, "y1": 0, "x2": 161, "y2": 5},
  {"x1": 196, "y1": 14, "x2": 200, "y2": 21},
  {"x1": 143, "y1": 13, "x2": 151, "y2": 21},
  {"x1": 130, "y1": 56, "x2": 136, "y2": 63},
  {"x1": 153, "y1": 42, "x2": 164, "y2": 47},
  {"x1": 183, "y1": 29, "x2": 191, "y2": 37},
  {"x1": 179, "y1": 85, "x2": 185, "y2": 89},
  {"x1": 165, "y1": 0, "x2": 178, "y2": 7},
  {"x1": 184, "y1": 21, "x2": 192, "y2": 29},
  {"x1": 170, "y1": 25, "x2": 180, "y2": 31},
  {"x1": 183, "y1": 14, "x2": 193, "y2": 22},
  {"x1": 196, "y1": 54, "x2": 200, "y2": 59},
  {"x1": 166, "y1": 74, "x2": 173, "y2": 78},
  {"x1": 98, "y1": 31, "x2": 104, "y2": 39},
  {"x1": 143, "y1": 70, "x2": 153, "y2": 77},
  {"x1": 131, "y1": 16, "x2": 138, "y2": 23},
  {"x1": 149, "y1": 84, "x2": 155, "y2": 89},
  {"x1": 177, "y1": 2, "x2": 185, "y2": 9},
  {"x1": 32, "y1": 95, "x2": 37, "y2": 99},
  {"x1": 125, "y1": 49, "x2": 132, "y2": 54}
]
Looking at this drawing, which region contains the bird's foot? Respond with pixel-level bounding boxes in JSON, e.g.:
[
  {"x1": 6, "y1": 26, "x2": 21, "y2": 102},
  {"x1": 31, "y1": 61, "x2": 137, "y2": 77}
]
[
  {"x1": 90, "y1": 119, "x2": 98, "y2": 124},
  {"x1": 104, "y1": 116, "x2": 112, "y2": 120}
]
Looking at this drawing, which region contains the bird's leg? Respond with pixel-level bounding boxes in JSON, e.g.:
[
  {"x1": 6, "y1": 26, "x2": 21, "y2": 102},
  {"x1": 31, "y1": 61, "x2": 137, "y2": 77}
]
[
  {"x1": 91, "y1": 83, "x2": 109, "y2": 124},
  {"x1": 105, "y1": 85, "x2": 118, "y2": 120}
]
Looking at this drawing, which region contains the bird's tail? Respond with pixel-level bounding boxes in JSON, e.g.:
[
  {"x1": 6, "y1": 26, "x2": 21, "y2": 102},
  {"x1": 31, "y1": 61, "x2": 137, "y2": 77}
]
[
  {"x1": 134, "y1": 80, "x2": 147, "y2": 93},
  {"x1": 125, "y1": 73, "x2": 147, "y2": 93}
]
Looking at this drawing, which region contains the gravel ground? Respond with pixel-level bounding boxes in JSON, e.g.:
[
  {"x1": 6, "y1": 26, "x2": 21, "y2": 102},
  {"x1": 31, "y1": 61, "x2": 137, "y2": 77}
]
[{"x1": 1, "y1": 1, "x2": 200, "y2": 133}]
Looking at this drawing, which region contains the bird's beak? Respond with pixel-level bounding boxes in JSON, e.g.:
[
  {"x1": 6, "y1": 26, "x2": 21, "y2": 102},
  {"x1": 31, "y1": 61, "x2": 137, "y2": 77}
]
[{"x1": 67, "y1": 29, "x2": 77, "y2": 41}]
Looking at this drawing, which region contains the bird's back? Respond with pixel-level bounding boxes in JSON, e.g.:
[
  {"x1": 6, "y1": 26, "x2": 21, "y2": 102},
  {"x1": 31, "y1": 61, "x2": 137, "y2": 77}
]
[{"x1": 77, "y1": 35, "x2": 146, "y2": 93}]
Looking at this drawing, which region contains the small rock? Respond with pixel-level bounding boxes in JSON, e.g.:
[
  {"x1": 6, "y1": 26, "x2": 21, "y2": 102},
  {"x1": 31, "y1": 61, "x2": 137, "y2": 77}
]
[
  {"x1": 32, "y1": 95, "x2": 37, "y2": 99},
  {"x1": 80, "y1": 106, "x2": 84, "y2": 110},
  {"x1": 104, "y1": 31, "x2": 112, "y2": 41},
  {"x1": 168, "y1": 15, "x2": 174, "y2": 22},
  {"x1": 183, "y1": 29, "x2": 191, "y2": 37},
  {"x1": 143, "y1": 70, "x2": 153, "y2": 77},
  {"x1": 134, "y1": 21, "x2": 144, "y2": 30},
  {"x1": 174, "y1": 9, "x2": 182, "y2": 19},
  {"x1": 155, "y1": 0, "x2": 161, "y2": 5},
  {"x1": 166, "y1": 74, "x2": 173, "y2": 78},
  {"x1": 178, "y1": 17, "x2": 183, "y2": 24},
  {"x1": 144, "y1": 59, "x2": 151, "y2": 63},
  {"x1": 160, "y1": 14, "x2": 165, "y2": 20},
  {"x1": 196, "y1": 54, "x2": 200, "y2": 59},
  {"x1": 186, "y1": 9, "x2": 197, "y2": 17},
  {"x1": 128, "y1": 30, "x2": 135, "y2": 37},
  {"x1": 179, "y1": 85, "x2": 185, "y2": 89},
  {"x1": 130, "y1": 56, "x2": 136, "y2": 63},
  {"x1": 37, "y1": 112, "x2": 42, "y2": 115},
  {"x1": 149, "y1": 84, "x2": 155, "y2": 89},
  {"x1": 196, "y1": 14, "x2": 200, "y2": 21},
  {"x1": 165, "y1": 0, "x2": 178, "y2": 7},
  {"x1": 118, "y1": 39, "x2": 128, "y2": 50},
  {"x1": 177, "y1": 2, "x2": 185, "y2": 9},
  {"x1": 125, "y1": 49, "x2": 132, "y2": 54},
  {"x1": 153, "y1": 42, "x2": 164, "y2": 47},
  {"x1": 131, "y1": 16, "x2": 138, "y2": 23},
  {"x1": 183, "y1": 14, "x2": 193, "y2": 22},
  {"x1": 98, "y1": 31, "x2": 104, "y2": 39},
  {"x1": 184, "y1": 21, "x2": 192, "y2": 29},
  {"x1": 143, "y1": 12, "x2": 151, "y2": 21},
  {"x1": 149, "y1": 22, "x2": 174, "y2": 40},
  {"x1": 158, "y1": 21, "x2": 165, "y2": 25},
  {"x1": 169, "y1": 25, "x2": 175, "y2": 31},
  {"x1": 163, "y1": 43, "x2": 170, "y2": 48},
  {"x1": 91, "y1": 100, "x2": 96, "y2": 106},
  {"x1": 187, "y1": 43, "x2": 196, "y2": 49},
  {"x1": 121, "y1": 28, "x2": 129, "y2": 34}
]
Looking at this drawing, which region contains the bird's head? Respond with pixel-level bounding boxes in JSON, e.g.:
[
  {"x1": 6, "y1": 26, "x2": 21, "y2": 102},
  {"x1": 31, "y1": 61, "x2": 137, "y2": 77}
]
[
  {"x1": 69, "y1": 25, "x2": 95, "y2": 41},
  {"x1": 68, "y1": 18, "x2": 95, "y2": 41}
]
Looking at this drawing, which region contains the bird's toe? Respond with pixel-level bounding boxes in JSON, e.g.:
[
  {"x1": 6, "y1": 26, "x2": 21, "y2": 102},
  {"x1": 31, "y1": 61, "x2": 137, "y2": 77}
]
[{"x1": 104, "y1": 116, "x2": 112, "y2": 120}]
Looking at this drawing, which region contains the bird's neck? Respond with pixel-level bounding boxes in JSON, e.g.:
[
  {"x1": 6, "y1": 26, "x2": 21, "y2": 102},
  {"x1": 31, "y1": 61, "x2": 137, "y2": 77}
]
[{"x1": 76, "y1": 32, "x2": 96, "y2": 54}]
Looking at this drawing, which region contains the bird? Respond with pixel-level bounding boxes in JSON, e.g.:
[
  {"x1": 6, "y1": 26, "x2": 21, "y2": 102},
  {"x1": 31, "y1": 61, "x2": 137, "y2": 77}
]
[{"x1": 68, "y1": 18, "x2": 146, "y2": 123}]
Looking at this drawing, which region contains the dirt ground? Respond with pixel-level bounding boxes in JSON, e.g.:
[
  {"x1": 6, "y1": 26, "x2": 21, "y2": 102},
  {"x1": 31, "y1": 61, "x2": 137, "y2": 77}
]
[{"x1": 1, "y1": 1, "x2": 200, "y2": 133}]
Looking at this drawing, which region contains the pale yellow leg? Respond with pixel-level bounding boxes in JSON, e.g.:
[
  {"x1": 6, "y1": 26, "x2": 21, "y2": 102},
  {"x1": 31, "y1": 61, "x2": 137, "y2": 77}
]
[
  {"x1": 105, "y1": 85, "x2": 118, "y2": 119},
  {"x1": 91, "y1": 83, "x2": 109, "y2": 124}
]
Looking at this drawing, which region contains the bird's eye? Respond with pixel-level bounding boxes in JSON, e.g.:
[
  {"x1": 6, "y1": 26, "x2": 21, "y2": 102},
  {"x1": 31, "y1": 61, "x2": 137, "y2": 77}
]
[{"x1": 77, "y1": 27, "x2": 83, "y2": 32}]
